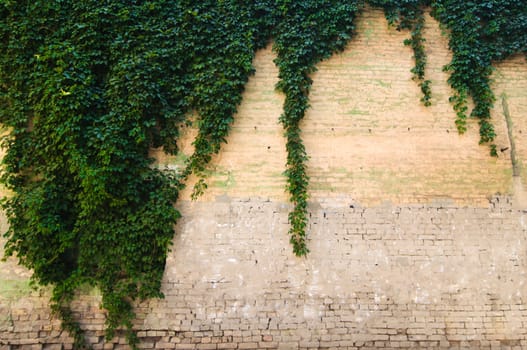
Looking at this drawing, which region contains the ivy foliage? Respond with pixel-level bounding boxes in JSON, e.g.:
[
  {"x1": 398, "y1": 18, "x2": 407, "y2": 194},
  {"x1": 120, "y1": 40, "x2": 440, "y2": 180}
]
[
  {"x1": 432, "y1": 0, "x2": 527, "y2": 156},
  {"x1": 0, "y1": 0, "x2": 526, "y2": 348},
  {"x1": 273, "y1": 0, "x2": 360, "y2": 256},
  {"x1": 178, "y1": 1, "x2": 275, "y2": 198},
  {"x1": 0, "y1": 1, "x2": 188, "y2": 347},
  {"x1": 368, "y1": 0, "x2": 432, "y2": 105},
  {"x1": 0, "y1": 0, "x2": 270, "y2": 347}
]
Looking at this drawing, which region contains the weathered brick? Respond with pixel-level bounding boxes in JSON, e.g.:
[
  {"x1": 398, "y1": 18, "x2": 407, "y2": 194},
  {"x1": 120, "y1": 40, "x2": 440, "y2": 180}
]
[
  {"x1": 2, "y1": 7, "x2": 527, "y2": 350},
  {"x1": 257, "y1": 342, "x2": 278, "y2": 348}
]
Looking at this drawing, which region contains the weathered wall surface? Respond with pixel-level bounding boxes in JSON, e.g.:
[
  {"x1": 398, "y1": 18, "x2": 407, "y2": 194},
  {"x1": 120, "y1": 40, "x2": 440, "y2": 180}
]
[
  {"x1": 2, "y1": 9, "x2": 527, "y2": 350},
  {"x1": 2, "y1": 200, "x2": 527, "y2": 350}
]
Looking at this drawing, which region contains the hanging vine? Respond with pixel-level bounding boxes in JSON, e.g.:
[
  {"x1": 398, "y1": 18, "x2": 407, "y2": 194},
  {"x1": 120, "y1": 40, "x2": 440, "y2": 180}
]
[
  {"x1": 273, "y1": 0, "x2": 360, "y2": 256},
  {"x1": 368, "y1": 0, "x2": 433, "y2": 105},
  {"x1": 0, "y1": 1, "x2": 525, "y2": 348},
  {"x1": 0, "y1": 1, "x2": 189, "y2": 347},
  {"x1": 179, "y1": 1, "x2": 275, "y2": 198},
  {"x1": 0, "y1": 0, "x2": 271, "y2": 348},
  {"x1": 432, "y1": 0, "x2": 527, "y2": 156}
]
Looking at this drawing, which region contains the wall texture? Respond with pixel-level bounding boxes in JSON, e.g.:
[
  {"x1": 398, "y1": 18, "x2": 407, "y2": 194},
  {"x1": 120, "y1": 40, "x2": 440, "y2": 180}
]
[{"x1": 2, "y1": 9, "x2": 527, "y2": 350}]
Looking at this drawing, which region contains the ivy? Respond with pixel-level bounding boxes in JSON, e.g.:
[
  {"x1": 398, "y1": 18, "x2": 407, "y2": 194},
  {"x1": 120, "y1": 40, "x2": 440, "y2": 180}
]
[
  {"x1": 0, "y1": 0, "x2": 274, "y2": 347},
  {"x1": 0, "y1": 1, "x2": 525, "y2": 348},
  {"x1": 273, "y1": 1, "x2": 359, "y2": 256},
  {"x1": 368, "y1": 0, "x2": 432, "y2": 105},
  {"x1": 432, "y1": 0, "x2": 527, "y2": 156},
  {"x1": 1, "y1": 1, "x2": 191, "y2": 347},
  {"x1": 179, "y1": 1, "x2": 275, "y2": 198}
]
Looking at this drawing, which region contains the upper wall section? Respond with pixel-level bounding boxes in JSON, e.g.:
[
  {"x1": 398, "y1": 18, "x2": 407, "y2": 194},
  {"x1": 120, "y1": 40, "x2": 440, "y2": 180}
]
[{"x1": 155, "y1": 9, "x2": 527, "y2": 206}]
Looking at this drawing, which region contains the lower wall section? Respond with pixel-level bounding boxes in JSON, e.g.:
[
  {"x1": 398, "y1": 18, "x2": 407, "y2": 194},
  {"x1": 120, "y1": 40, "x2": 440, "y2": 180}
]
[{"x1": 1, "y1": 197, "x2": 527, "y2": 349}]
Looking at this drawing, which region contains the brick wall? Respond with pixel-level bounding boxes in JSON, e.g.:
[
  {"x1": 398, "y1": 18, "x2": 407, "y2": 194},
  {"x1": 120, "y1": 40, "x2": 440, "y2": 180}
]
[
  {"x1": 2, "y1": 198, "x2": 527, "y2": 349},
  {"x1": 2, "y1": 8, "x2": 527, "y2": 350}
]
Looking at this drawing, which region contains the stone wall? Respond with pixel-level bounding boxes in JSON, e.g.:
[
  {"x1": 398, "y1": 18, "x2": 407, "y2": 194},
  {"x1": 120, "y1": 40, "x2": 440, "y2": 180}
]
[{"x1": 2, "y1": 8, "x2": 527, "y2": 350}]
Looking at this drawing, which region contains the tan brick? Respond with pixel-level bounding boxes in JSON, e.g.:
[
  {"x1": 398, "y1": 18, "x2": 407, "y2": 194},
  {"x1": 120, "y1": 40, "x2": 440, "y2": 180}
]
[
  {"x1": 175, "y1": 345, "x2": 196, "y2": 350},
  {"x1": 257, "y1": 342, "x2": 278, "y2": 348},
  {"x1": 262, "y1": 335, "x2": 273, "y2": 342}
]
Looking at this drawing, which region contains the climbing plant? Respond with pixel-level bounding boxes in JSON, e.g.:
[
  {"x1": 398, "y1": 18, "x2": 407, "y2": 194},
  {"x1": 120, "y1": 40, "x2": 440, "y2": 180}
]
[
  {"x1": 178, "y1": 1, "x2": 275, "y2": 198},
  {"x1": 273, "y1": 0, "x2": 360, "y2": 256},
  {"x1": 0, "y1": 0, "x2": 271, "y2": 348},
  {"x1": 0, "y1": 0, "x2": 525, "y2": 348},
  {"x1": 0, "y1": 1, "x2": 188, "y2": 347},
  {"x1": 368, "y1": 0, "x2": 432, "y2": 105},
  {"x1": 432, "y1": 0, "x2": 527, "y2": 156}
]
